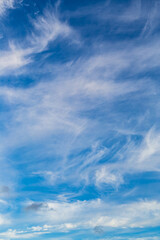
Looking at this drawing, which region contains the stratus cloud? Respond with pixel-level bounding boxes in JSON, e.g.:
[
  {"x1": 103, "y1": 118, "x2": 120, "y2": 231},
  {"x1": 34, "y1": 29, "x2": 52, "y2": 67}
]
[
  {"x1": 0, "y1": 224, "x2": 53, "y2": 239},
  {"x1": 0, "y1": 228, "x2": 48, "y2": 239},
  {"x1": 23, "y1": 199, "x2": 160, "y2": 230}
]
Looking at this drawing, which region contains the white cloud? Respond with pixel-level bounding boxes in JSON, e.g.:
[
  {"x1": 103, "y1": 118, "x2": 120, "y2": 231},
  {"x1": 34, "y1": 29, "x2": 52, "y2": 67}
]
[
  {"x1": 96, "y1": 166, "x2": 124, "y2": 187},
  {"x1": 0, "y1": 229, "x2": 46, "y2": 239},
  {"x1": 0, "y1": 214, "x2": 10, "y2": 225},
  {"x1": 0, "y1": 6, "x2": 75, "y2": 76},
  {"x1": 23, "y1": 199, "x2": 160, "y2": 231},
  {"x1": 0, "y1": 199, "x2": 8, "y2": 205},
  {"x1": 0, "y1": 1, "x2": 160, "y2": 238},
  {"x1": 0, "y1": 43, "x2": 31, "y2": 75},
  {"x1": 30, "y1": 8, "x2": 74, "y2": 52},
  {"x1": 0, "y1": 40, "x2": 158, "y2": 188},
  {"x1": 70, "y1": 0, "x2": 160, "y2": 37},
  {"x1": 0, "y1": 15, "x2": 160, "y2": 190},
  {"x1": 0, "y1": 70, "x2": 141, "y2": 189},
  {"x1": 0, "y1": 65, "x2": 138, "y2": 144},
  {"x1": 0, "y1": 224, "x2": 53, "y2": 239},
  {"x1": 95, "y1": 127, "x2": 160, "y2": 187},
  {"x1": 0, "y1": 0, "x2": 15, "y2": 16}
]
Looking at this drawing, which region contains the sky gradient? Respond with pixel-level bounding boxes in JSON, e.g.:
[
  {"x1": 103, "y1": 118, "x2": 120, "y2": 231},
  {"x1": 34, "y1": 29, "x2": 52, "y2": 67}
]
[{"x1": 0, "y1": 0, "x2": 160, "y2": 239}]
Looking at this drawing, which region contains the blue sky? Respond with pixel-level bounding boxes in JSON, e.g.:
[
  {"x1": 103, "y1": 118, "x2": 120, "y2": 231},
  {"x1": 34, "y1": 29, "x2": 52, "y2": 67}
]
[{"x1": 0, "y1": 0, "x2": 160, "y2": 239}]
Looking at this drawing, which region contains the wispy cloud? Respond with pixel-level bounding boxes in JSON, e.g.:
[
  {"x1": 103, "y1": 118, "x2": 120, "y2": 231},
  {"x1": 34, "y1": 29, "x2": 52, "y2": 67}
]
[
  {"x1": 0, "y1": 55, "x2": 143, "y2": 188},
  {"x1": 95, "y1": 127, "x2": 160, "y2": 187},
  {"x1": 0, "y1": 42, "x2": 31, "y2": 75},
  {"x1": 66, "y1": 0, "x2": 160, "y2": 37},
  {"x1": 0, "y1": 37, "x2": 158, "y2": 189},
  {"x1": 0, "y1": 0, "x2": 160, "y2": 239},
  {"x1": 0, "y1": 0, "x2": 15, "y2": 16},
  {"x1": 30, "y1": 7, "x2": 75, "y2": 52},
  {"x1": 0, "y1": 5, "x2": 75, "y2": 76}
]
